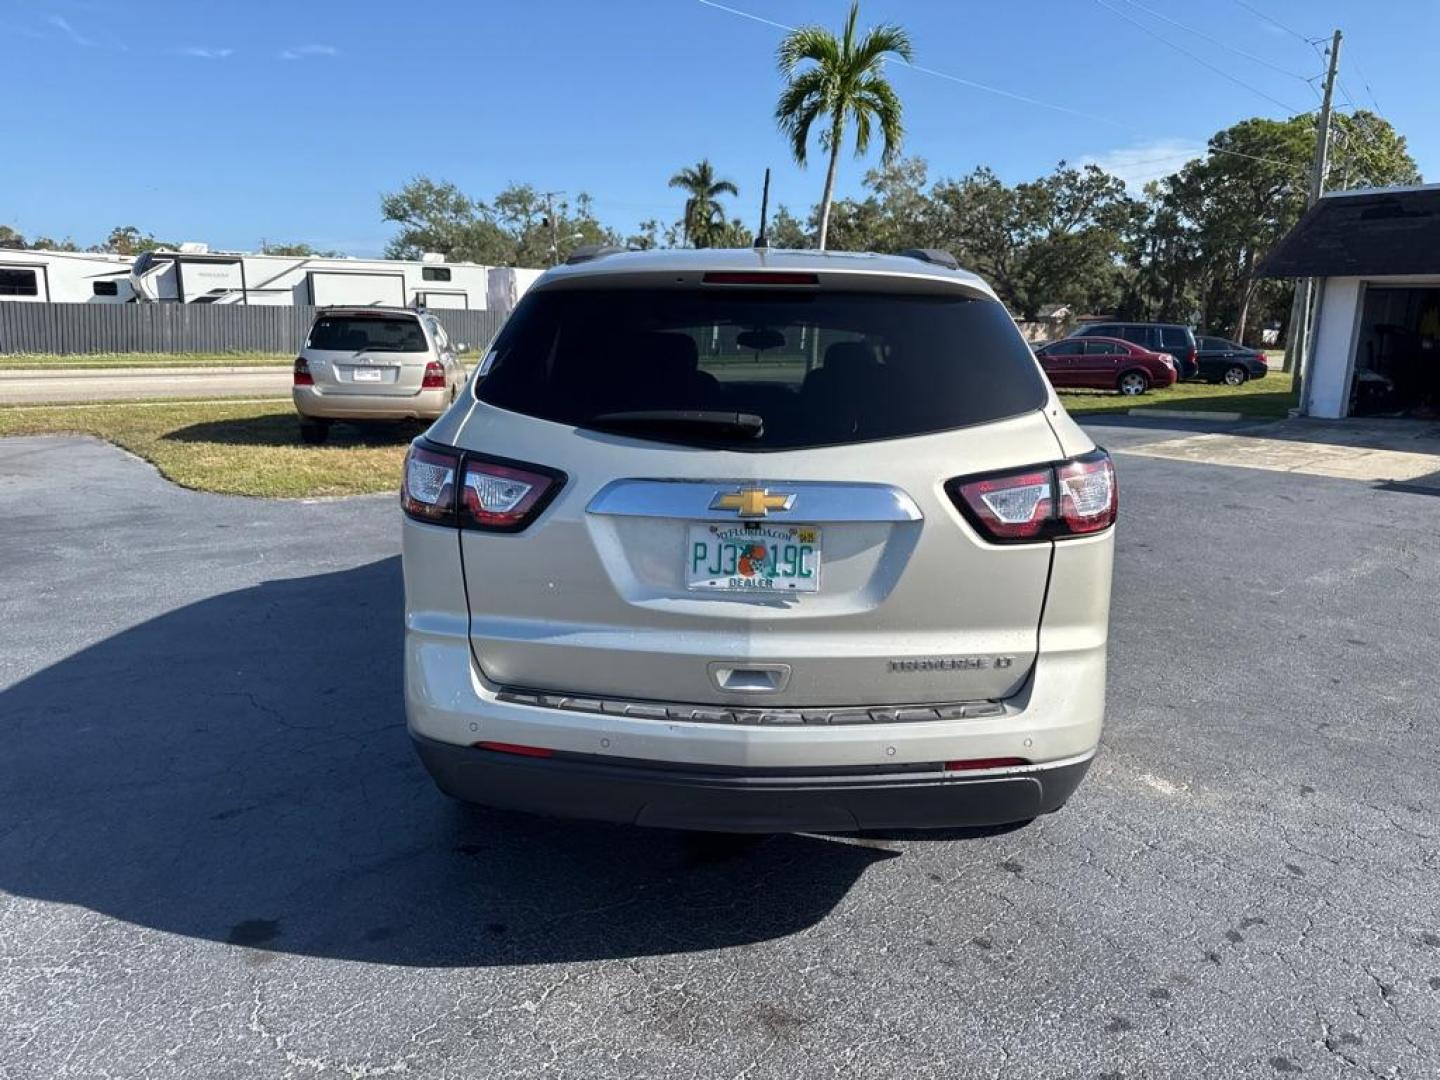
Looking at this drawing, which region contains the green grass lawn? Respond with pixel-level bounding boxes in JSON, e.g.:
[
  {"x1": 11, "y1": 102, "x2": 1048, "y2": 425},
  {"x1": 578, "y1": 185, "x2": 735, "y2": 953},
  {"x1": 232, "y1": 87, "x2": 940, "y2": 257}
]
[
  {"x1": 0, "y1": 351, "x2": 294, "y2": 371},
  {"x1": 1059, "y1": 371, "x2": 1296, "y2": 419},
  {"x1": 0, "y1": 401, "x2": 414, "y2": 498}
]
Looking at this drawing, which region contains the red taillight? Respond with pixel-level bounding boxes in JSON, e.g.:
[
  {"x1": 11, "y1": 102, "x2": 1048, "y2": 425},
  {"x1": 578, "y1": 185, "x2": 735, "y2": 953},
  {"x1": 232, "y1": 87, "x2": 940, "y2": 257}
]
[
  {"x1": 952, "y1": 468, "x2": 1054, "y2": 541},
  {"x1": 401, "y1": 443, "x2": 460, "y2": 525},
  {"x1": 402, "y1": 440, "x2": 566, "y2": 532},
  {"x1": 701, "y1": 271, "x2": 820, "y2": 286},
  {"x1": 1187, "y1": 347, "x2": 1198, "y2": 366},
  {"x1": 472, "y1": 741, "x2": 554, "y2": 758},
  {"x1": 1056, "y1": 453, "x2": 1118, "y2": 534},
  {"x1": 948, "y1": 450, "x2": 1116, "y2": 544},
  {"x1": 945, "y1": 757, "x2": 1029, "y2": 772},
  {"x1": 460, "y1": 458, "x2": 559, "y2": 531},
  {"x1": 293, "y1": 356, "x2": 313, "y2": 386},
  {"x1": 422, "y1": 360, "x2": 445, "y2": 389}
]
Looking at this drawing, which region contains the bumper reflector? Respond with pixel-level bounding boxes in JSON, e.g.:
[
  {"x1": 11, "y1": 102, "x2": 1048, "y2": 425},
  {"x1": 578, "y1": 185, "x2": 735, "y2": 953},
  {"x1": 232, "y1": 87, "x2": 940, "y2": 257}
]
[
  {"x1": 944, "y1": 757, "x2": 1028, "y2": 772},
  {"x1": 472, "y1": 741, "x2": 555, "y2": 758}
]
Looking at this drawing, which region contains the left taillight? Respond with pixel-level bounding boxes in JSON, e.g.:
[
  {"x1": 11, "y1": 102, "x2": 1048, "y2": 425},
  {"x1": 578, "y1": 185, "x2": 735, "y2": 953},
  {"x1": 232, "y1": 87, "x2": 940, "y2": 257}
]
[
  {"x1": 401, "y1": 443, "x2": 459, "y2": 525},
  {"x1": 948, "y1": 449, "x2": 1116, "y2": 544},
  {"x1": 293, "y1": 356, "x2": 313, "y2": 386},
  {"x1": 401, "y1": 441, "x2": 564, "y2": 532}
]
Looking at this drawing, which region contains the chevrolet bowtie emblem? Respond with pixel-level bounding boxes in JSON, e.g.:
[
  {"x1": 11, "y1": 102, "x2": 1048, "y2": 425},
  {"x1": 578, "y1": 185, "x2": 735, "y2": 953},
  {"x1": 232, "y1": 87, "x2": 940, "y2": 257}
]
[{"x1": 710, "y1": 488, "x2": 796, "y2": 518}]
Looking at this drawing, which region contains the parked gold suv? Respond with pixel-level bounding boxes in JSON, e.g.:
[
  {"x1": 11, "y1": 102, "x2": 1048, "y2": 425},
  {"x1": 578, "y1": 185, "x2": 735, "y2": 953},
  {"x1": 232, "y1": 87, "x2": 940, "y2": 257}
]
[{"x1": 293, "y1": 307, "x2": 467, "y2": 443}]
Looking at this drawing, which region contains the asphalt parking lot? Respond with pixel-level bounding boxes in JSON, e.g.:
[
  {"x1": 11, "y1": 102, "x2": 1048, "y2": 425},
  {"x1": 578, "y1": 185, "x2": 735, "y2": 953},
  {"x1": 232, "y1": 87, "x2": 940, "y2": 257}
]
[{"x1": 2, "y1": 423, "x2": 1438, "y2": 1079}]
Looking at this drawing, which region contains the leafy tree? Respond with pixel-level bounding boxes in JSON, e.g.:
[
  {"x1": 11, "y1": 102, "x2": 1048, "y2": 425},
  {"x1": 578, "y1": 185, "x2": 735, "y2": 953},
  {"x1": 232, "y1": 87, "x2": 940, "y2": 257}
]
[
  {"x1": 765, "y1": 205, "x2": 812, "y2": 248},
  {"x1": 493, "y1": 186, "x2": 617, "y2": 265},
  {"x1": 263, "y1": 241, "x2": 343, "y2": 257},
  {"x1": 817, "y1": 157, "x2": 931, "y2": 252},
  {"x1": 927, "y1": 163, "x2": 1133, "y2": 319},
  {"x1": 31, "y1": 236, "x2": 81, "y2": 252},
  {"x1": 94, "y1": 225, "x2": 173, "y2": 256},
  {"x1": 774, "y1": 1, "x2": 912, "y2": 250},
  {"x1": 625, "y1": 218, "x2": 683, "y2": 251},
  {"x1": 381, "y1": 178, "x2": 618, "y2": 266},
  {"x1": 381, "y1": 177, "x2": 511, "y2": 263},
  {"x1": 1138, "y1": 111, "x2": 1419, "y2": 341},
  {"x1": 0, "y1": 225, "x2": 26, "y2": 249},
  {"x1": 668, "y1": 159, "x2": 739, "y2": 248}
]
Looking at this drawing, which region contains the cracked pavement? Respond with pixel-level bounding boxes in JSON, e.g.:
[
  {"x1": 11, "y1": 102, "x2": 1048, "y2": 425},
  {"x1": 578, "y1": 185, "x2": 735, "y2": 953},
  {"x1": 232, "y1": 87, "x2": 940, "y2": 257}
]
[{"x1": 1, "y1": 425, "x2": 1438, "y2": 1079}]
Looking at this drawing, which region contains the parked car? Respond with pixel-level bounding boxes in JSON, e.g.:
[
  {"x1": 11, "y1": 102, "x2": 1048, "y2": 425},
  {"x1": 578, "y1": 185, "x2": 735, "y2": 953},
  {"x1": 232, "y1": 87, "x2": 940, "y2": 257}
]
[
  {"x1": 1068, "y1": 321, "x2": 1200, "y2": 380},
  {"x1": 400, "y1": 247, "x2": 1117, "y2": 833},
  {"x1": 292, "y1": 307, "x2": 468, "y2": 443},
  {"x1": 1034, "y1": 336, "x2": 1178, "y2": 395},
  {"x1": 1195, "y1": 335, "x2": 1270, "y2": 385}
]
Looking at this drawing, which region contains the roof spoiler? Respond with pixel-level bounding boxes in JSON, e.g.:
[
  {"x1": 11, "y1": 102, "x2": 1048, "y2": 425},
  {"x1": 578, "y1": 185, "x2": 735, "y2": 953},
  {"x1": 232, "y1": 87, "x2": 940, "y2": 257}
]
[
  {"x1": 565, "y1": 244, "x2": 627, "y2": 266},
  {"x1": 898, "y1": 248, "x2": 960, "y2": 271}
]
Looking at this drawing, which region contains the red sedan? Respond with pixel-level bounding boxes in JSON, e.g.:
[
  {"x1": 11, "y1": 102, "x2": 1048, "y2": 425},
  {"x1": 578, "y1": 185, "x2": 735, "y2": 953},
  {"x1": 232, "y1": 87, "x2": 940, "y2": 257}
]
[{"x1": 1034, "y1": 336, "x2": 1178, "y2": 396}]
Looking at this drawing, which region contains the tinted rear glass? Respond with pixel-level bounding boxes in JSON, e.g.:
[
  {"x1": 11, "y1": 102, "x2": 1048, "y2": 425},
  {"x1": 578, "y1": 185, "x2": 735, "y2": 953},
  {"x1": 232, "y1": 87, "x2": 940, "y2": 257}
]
[
  {"x1": 1160, "y1": 326, "x2": 1194, "y2": 350},
  {"x1": 475, "y1": 288, "x2": 1048, "y2": 450},
  {"x1": 308, "y1": 316, "x2": 426, "y2": 352}
]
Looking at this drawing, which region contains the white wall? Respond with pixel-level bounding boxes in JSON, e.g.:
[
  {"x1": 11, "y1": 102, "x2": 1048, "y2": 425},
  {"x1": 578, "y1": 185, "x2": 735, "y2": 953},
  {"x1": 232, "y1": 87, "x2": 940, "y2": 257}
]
[{"x1": 1307, "y1": 277, "x2": 1362, "y2": 418}]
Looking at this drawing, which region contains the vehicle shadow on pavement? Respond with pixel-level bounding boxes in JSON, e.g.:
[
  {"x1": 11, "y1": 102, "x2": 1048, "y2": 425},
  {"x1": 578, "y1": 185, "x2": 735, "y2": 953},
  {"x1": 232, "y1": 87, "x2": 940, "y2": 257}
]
[
  {"x1": 162, "y1": 415, "x2": 426, "y2": 447},
  {"x1": 0, "y1": 558, "x2": 892, "y2": 968}
]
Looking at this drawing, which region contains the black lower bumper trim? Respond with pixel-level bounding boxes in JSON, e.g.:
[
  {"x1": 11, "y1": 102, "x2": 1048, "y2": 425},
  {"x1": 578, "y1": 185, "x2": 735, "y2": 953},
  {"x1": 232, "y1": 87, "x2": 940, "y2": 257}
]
[{"x1": 411, "y1": 734, "x2": 1094, "y2": 833}]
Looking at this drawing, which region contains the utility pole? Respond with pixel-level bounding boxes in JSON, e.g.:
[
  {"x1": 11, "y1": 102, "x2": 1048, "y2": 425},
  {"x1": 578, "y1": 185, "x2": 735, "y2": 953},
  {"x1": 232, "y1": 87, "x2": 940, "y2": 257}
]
[
  {"x1": 542, "y1": 191, "x2": 563, "y2": 266},
  {"x1": 1286, "y1": 28, "x2": 1342, "y2": 413}
]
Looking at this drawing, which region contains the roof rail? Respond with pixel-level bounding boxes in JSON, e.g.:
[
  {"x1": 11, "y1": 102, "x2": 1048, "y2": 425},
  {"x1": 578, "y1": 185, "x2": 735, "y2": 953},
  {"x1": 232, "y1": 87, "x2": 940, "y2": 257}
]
[
  {"x1": 898, "y1": 248, "x2": 960, "y2": 271},
  {"x1": 565, "y1": 244, "x2": 627, "y2": 266}
]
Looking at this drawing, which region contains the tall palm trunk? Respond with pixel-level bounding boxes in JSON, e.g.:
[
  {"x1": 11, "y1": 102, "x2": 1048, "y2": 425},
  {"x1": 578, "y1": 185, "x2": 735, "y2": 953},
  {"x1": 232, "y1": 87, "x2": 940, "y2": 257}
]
[{"x1": 817, "y1": 119, "x2": 844, "y2": 251}]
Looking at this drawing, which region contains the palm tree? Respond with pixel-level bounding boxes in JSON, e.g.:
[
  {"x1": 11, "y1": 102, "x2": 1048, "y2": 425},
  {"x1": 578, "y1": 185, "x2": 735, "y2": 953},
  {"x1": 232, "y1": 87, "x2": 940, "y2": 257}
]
[
  {"x1": 668, "y1": 159, "x2": 739, "y2": 248},
  {"x1": 775, "y1": 2, "x2": 912, "y2": 250}
]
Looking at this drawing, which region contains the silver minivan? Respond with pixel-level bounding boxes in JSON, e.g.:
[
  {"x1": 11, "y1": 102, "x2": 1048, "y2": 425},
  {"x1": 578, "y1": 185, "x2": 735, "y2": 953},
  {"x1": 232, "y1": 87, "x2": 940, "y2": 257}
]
[
  {"x1": 293, "y1": 307, "x2": 466, "y2": 443},
  {"x1": 400, "y1": 248, "x2": 1116, "y2": 832}
]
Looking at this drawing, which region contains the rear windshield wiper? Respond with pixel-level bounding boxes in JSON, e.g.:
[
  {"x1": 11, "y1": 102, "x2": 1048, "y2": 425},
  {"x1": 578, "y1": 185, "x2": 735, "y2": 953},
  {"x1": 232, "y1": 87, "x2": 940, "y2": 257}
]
[{"x1": 586, "y1": 410, "x2": 765, "y2": 439}]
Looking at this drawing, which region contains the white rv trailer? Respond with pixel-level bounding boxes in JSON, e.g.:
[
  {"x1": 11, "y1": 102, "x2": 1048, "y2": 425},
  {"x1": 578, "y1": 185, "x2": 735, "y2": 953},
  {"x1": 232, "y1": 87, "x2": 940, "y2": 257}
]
[
  {"x1": 129, "y1": 245, "x2": 495, "y2": 308},
  {"x1": 0, "y1": 249, "x2": 137, "y2": 303}
]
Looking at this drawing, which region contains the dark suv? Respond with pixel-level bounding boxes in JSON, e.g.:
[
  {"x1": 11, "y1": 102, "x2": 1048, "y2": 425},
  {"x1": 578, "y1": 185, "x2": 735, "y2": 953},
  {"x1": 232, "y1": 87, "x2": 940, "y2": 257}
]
[{"x1": 1068, "y1": 322, "x2": 1199, "y2": 380}]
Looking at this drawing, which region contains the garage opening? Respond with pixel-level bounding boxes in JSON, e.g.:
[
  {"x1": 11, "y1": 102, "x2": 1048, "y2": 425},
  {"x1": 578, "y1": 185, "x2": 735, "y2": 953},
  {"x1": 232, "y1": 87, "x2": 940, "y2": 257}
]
[{"x1": 1351, "y1": 287, "x2": 1440, "y2": 418}]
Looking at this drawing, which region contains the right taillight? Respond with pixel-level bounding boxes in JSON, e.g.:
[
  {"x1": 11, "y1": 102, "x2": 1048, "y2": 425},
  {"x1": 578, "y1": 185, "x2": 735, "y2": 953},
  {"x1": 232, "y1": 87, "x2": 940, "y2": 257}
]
[
  {"x1": 401, "y1": 439, "x2": 564, "y2": 532},
  {"x1": 293, "y1": 356, "x2": 313, "y2": 386},
  {"x1": 949, "y1": 449, "x2": 1116, "y2": 544}
]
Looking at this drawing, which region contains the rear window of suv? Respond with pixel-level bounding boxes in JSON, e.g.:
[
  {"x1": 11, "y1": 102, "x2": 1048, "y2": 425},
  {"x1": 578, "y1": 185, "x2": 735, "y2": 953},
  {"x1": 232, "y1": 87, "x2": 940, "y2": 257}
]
[
  {"x1": 475, "y1": 288, "x2": 1048, "y2": 450},
  {"x1": 308, "y1": 315, "x2": 427, "y2": 352}
]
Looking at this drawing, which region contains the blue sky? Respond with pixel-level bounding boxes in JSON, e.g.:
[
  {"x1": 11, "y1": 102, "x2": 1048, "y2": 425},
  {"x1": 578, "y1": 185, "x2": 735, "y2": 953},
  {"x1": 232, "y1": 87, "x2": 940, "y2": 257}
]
[{"x1": 3, "y1": 0, "x2": 1436, "y2": 257}]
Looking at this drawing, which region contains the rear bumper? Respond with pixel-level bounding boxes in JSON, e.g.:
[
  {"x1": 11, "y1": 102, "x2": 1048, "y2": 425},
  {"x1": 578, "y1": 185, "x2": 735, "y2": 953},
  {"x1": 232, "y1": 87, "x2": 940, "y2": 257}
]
[
  {"x1": 411, "y1": 733, "x2": 1094, "y2": 832},
  {"x1": 293, "y1": 385, "x2": 449, "y2": 421}
]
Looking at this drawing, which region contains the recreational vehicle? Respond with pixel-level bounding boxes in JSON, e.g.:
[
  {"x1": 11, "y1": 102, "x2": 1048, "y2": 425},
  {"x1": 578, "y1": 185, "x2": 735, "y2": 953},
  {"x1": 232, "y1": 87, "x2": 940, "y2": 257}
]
[
  {"x1": 0, "y1": 249, "x2": 136, "y2": 303},
  {"x1": 128, "y1": 246, "x2": 495, "y2": 308}
]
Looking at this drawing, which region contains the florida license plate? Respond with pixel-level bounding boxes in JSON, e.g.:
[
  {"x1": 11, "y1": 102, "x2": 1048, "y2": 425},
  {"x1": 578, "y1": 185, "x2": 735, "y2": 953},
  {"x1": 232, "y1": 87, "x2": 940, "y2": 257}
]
[{"x1": 685, "y1": 523, "x2": 821, "y2": 592}]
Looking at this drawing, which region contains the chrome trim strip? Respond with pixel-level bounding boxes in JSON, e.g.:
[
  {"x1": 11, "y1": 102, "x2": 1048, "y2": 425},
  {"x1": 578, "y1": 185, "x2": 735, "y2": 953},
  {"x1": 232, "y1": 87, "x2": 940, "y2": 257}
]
[
  {"x1": 587, "y1": 479, "x2": 922, "y2": 522},
  {"x1": 492, "y1": 687, "x2": 1006, "y2": 726}
]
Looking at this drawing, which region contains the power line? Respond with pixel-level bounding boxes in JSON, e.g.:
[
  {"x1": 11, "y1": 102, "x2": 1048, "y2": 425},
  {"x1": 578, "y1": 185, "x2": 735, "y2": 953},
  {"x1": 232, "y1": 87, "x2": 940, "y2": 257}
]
[
  {"x1": 1118, "y1": 0, "x2": 1309, "y2": 80},
  {"x1": 697, "y1": 0, "x2": 1130, "y2": 129},
  {"x1": 1345, "y1": 50, "x2": 1386, "y2": 116},
  {"x1": 697, "y1": 0, "x2": 1306, "y2": 176},
  {"x1": 1093, "y1": 0, "x2": 1307, "y2": 115},
  {"x1": 1228, "y1": 0, "x2": 1313, "y2": 45}
]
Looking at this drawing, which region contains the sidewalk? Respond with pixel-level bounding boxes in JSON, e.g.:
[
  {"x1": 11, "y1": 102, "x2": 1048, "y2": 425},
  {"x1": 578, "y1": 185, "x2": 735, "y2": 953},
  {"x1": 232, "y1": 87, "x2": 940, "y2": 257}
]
[{"x1": 0, "y1": 366, "x2": 292, "y2": 404}]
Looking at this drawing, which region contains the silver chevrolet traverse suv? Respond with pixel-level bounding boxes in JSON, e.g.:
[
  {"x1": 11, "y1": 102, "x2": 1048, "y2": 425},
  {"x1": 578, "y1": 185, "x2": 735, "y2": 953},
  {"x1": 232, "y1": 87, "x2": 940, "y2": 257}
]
[{"x1": 401, "y1": 247, "x2": 1116, "y2": 832}]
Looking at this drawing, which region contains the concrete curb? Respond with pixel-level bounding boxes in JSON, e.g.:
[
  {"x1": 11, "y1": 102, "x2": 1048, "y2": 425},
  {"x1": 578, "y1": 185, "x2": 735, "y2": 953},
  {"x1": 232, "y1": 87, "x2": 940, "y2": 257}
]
[{"x1": 1128, "y1": 408, "x2": 1243, "y2": 422}]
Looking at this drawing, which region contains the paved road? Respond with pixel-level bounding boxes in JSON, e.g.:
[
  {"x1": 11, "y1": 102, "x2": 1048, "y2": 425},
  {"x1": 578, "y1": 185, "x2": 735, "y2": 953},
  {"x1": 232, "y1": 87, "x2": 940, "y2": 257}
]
[
  {"x1": 2, "y1": 427, "x2": 1438, "y2": 1079},
  {"x1": 0, "y1": 365, "x2": 291, "y2": 403}
]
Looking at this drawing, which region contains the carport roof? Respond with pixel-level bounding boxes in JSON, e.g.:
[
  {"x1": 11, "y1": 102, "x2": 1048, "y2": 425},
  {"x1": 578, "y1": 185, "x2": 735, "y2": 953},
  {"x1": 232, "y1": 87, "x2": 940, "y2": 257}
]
[{"x1": 1258, "y1": 184, "x2": 1440, "y2": 278}]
